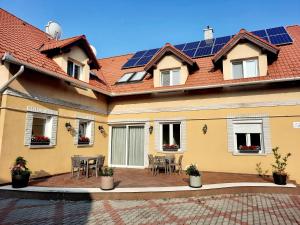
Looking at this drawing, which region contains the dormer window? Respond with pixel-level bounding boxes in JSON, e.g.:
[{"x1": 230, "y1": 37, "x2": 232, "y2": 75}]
[
  {"x1": 160, "y1": 69, "x2": 180, "y2": 86},
  {"x1": 67, "y1": 60, "x2": 82, "y2": 80},
  {"x1": 232, "y1": 58, "x2": 258, "y2": 79},
  {"x1": 232, "y1": 58, "x2": 259, "y2": 79}
]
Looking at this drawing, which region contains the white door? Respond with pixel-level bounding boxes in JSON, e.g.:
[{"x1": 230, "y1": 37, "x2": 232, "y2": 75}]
[{"x1": 110, "y1": 125, "x2": 145, "y2": 167}]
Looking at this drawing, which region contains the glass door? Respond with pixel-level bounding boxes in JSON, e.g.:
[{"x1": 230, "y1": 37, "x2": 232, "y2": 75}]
[{"x1": 110, "y1": 125, "x2": 145, "y2": 167}]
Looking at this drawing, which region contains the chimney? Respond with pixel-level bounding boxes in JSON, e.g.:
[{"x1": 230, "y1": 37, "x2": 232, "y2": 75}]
[{"x1": 203, "y1": 25, "x2": 214, "y2": 40}]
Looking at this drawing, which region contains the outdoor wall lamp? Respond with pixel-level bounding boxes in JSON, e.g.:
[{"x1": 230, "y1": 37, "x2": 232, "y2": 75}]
[
  {"x1": 149, "y1": 125, "x2": 153, "y2": 134},
  {"x1": 202, "y1": 124, "x2": 208, "y2": 134},
  {"x1": 65, "y1": 122, "x2": 72, "y2": 131},
  {"x1": 98, "y1": 125, "x2": 105, "y2": 134}
]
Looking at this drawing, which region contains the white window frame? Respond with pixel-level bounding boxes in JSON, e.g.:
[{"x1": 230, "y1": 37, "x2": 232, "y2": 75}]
[
  {"x1": 232, "y1": 58, "x2": 258, "y2": 79},
  {"x1": 77, "y1": 119, "x2": 92, "y2": 145},
  {"x1": 232, "y1": 119, "x2": 264, "y2": 154},
  {"x1": 159, "y1": 122, "x2": 181, "y2": 151},
  {"x1": 30, "y1": 113, "x2": 53, "y2": 146},
  {"x1": 160, "y1": 68, "x2": 180, "y2": 86},
  {"x1": 67, "y1": 60, "x2": 83, "y2": 80}
]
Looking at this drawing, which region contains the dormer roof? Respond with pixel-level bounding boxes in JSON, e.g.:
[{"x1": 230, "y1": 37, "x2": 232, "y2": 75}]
[
  {"x1": 144, "y1": 43, "x2": 198, "y2": 72},
  {"x1": 213, "y1": 29, "x2": 280, "y2": 65},
  {"x1": 40, "y1": 35, "x2": 100, "y2": 69}
]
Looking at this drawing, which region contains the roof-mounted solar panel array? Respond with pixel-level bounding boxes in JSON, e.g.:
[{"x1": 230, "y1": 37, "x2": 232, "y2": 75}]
[{"x1": 122, "y1": 26, "x2": 293, "y2": 69}]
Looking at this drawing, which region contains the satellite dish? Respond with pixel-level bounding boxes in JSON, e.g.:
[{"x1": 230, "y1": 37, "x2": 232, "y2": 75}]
[
  {"x1": 45, "y1": 21, "x2": 62, "y2": 40},
  {"x1": 90, "y1": 45, "x2": 97, "y2": 56}
]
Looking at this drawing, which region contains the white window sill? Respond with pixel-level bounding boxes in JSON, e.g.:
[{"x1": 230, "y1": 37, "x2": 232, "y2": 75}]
[
  {"x1": 232, "y1": 152, "x2": 267, "y2": 156},
  {"x1": 77, "y1": 144, "x2": 93, "y2": 148},
  {"x1": 29, "y1": 145, "x2": 54, "y2": 149}
]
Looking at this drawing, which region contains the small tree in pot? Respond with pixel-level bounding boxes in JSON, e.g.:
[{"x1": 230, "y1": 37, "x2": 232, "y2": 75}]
[
  {"x1": 271, "y1": 147, "x2": 291, "y2": 185},
  {"x1": 186, "y1": 164, "x2": 202, "y2": 188},
  {"x1": 11, "y1": 157, "x2": 31, "y2": 188},
  {"x1": 100, "y1": 167, "x2": 114, "y2": 190}
]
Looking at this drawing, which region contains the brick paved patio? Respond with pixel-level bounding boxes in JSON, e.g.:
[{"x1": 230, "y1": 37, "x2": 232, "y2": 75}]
[
  {"x1": 0, "y1": 193, "x2": 299, "y2": 225},
  {"x1": 29, "y1": 169, "x2": 277, "y2": 188}
]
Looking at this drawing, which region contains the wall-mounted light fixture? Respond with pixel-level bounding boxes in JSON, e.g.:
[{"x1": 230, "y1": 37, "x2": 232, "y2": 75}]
[
  {"x1": 149, "y1": 125, "x2": 153, "y2": 134},
  {"x1": 202, "y1": 124, "x2": 208, "y2": 134},
  {"x1": 65, "y1": 122, "x2": 72, "y2": 131},
  {"x1": 98, "y1": 125, "x2": 105, "y2": 134}
]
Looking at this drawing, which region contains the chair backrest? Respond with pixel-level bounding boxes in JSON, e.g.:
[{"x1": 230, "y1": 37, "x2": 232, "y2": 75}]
[
  {"x1": 148, "y1": 154, "x2": 154, "y2": 164},
  {"x1": 97, "y1": 155, "x2": 105, "y2": 167},
  {"x1": 178, "y1": 155, "x2": 183, "y2": 165},
  {"x1": 71, "y1": 156, "x2": 81, "y2": 167}
]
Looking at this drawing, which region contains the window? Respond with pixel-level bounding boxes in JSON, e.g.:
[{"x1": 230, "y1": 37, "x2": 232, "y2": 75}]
[
  {"x1": 31, "y1": 115, "x2": 52, "y2": 146},
  {"x1": 233, "y1": 120, "x2": 263, "y2": 153},
  {"x1": 116, "y1": 71, "x2": 147, "y2": 83},
  {"x1": 160, "y1": 69, "x2": 181, "y2": 86},
  {"x1": 160, "y1": 123, "x2": 181, "y2": 151},
  {"x1": 232, "y1": 59, "x2": 258, "y2": 79},
  {"x1": 77, "y1": 120, "x2": 92, "y2": 145},
  {"x1": 67, "y1": 60, "x2": 82, "y2": 80}
]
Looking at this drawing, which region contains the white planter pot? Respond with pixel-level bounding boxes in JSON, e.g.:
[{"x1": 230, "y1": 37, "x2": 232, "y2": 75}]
[
  {"x1": 100, "y1": 176, "x2": 114, "y2": 190},
  {"x1": 189, "y1": 175, "x2": 202, "y2": 188}
]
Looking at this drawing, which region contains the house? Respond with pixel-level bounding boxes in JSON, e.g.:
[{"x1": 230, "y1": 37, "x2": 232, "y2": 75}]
[{"x1": 0, "y1": 8, "x2": 300, "y2": 184}]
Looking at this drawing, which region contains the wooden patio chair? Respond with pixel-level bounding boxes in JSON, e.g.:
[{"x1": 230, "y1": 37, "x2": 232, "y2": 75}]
[
  {"x1": 169, "y1": 155, "x2": 183, "y2": 175},
  {"x1": 148, "y1": 154, "x2": 155, "y2": 174},
  {"x1": 71, "y1": 156, "x2": 85, "y2": 178},
  {"x1": 88, "y1": 155, "x2": 105, "y2": 177}
]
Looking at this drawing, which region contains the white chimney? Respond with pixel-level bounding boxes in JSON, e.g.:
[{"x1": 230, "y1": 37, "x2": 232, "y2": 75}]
[{"x1": 204, "y1": 25, "x2": 214, "y2": 40}]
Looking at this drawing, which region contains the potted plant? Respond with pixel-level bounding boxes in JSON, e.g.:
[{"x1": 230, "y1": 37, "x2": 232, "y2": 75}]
[
  {"x1": 271, "y1": 147, "x2": 291, "y2": 185},
  {"x1": 31, "y1": 136, "x2": 50, "y2": 145},
  {"x1": 100, "y1": 167, "x2": 114, "y2": 190},
  {"x1": 78, "y1": 136, "x2": 90, "y2": 145},
  {"x1": 11, "y1": 157, "x2": 31, "y2": 188},
  {"x1": 186, "y1": 164, "x2": 202, "y2": 188}
]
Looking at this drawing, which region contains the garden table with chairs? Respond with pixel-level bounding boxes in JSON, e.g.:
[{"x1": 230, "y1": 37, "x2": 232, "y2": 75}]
[
  {"x1": 148, "y1": 154, "x2": 183, "y2": 175},
  {"x1": 71, "y1": 155, "x2": 105, "y2": 178}
]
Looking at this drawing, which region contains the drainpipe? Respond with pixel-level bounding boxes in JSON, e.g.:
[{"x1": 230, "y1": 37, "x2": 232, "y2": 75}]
[{"x1": 0, "y1": 64, "x2": 24, "y2": 94}]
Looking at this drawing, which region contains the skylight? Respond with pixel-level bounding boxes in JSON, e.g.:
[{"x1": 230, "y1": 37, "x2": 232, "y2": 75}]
[
  {"x1": 130, "y1": 71, "x2": 147, "y2": 81},
  {"x1": 116, "y1": 71, "x2": 147, "y2": 84},
  {"x1": 117, "y1": 72, "x2": 134, "y2": 83}
]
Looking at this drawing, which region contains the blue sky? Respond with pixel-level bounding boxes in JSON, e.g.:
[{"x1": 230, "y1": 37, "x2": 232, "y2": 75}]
[{"x1": 1, "y1": 0, "x2": 300, "y2": 58}]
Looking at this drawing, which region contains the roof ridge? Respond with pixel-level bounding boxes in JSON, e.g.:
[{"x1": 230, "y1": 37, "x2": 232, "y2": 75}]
[
  {"x1": 0, "y1": 8, "x2": 52, "y2": 39},
  {"x1": 98, "y1": 53, "x2": 133, "y2": 60}
]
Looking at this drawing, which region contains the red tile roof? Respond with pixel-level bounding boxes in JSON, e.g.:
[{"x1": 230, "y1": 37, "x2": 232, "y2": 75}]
[
  {"x1": 97, "y1": 25, "x2": 300, "y2": 95},
  {"x1": 1, "y1": 8, "x2": 300, "y2": 97},
  {"x1": 0, "y1": 8, "x2": 107, "y2": 92}
]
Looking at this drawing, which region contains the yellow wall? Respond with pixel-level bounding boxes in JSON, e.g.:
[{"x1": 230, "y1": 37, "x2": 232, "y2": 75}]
[
  {"x1": 53, "y1": 46, "x2": 90, "y2": 82},
  {"x1": 153, "y1": 55, "x2": 189, "y2": 87},
  {"x1": 0, "y1": 62, "x2": 10, "y2": 86},
  {"x1": 223, "y1": 43, "x2": 268, "y2": 80},
  {"x1": 108, "y1": 88, "x2": 300, "y2": 183}
]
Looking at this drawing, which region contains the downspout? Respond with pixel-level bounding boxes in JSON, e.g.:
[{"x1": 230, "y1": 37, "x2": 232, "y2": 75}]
[{"x1": 0, "y1": 64, "x2": 24, "y2": 94}]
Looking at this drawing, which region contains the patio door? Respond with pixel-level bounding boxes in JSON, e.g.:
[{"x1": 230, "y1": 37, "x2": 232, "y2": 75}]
[{"x1": 110, "y1": 125, "x2": 145, "y2": 167}]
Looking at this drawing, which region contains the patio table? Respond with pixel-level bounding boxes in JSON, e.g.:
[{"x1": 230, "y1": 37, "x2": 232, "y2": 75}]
[{"x1": 78, "y1": 156, "x2": 98, "y2": 178}]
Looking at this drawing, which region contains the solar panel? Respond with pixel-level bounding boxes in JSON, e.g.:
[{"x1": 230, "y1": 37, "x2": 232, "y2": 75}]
[{"x1": 122, "y1": 26, "x2": 292, "y2": 69}]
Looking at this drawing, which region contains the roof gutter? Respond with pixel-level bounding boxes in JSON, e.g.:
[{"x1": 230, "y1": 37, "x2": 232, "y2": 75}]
[
  {"x1": 0, "y1": 63, "x2": 24, "y2": 93},
  {"x1": 111, "y1": 76, "x2": 300, "y2": 97},
  {"x1": 2, "y1": 53, "x2": 111, "y2": 96}
]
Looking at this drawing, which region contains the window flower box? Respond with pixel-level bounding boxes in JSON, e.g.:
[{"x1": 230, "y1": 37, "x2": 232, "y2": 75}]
[
  {"x1": 238, "y1": 145, "x2": 260, "y2": 153},
  {"x1": 31, "y1": 136, "x2": 50, "y2": 145},
  {"x1": 163, "y1": 144, "x2": 179, "y2": 151},
  {"x1": 78, "y1": 136, "x2": 90, "y2": 145}
]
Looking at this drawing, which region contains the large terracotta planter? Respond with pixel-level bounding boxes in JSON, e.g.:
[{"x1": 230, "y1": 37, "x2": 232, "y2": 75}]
[
  {"x1": 12, "y1": 174, "x2": 30, "y2": 188},
  {"x1": 273, "y1": 172, "x2": 287, "y2": 185},
  {"x1": 100, "y1": 176, "x2": 114, "y2": 190},
  {"x1": 189, "y1": 175, "x2": 202, "y2": 188}
]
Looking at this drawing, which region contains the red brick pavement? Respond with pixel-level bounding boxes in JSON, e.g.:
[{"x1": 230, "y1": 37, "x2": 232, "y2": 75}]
[{"x1": 0, "y1": 193, "x2": 299, "y2": 225}]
